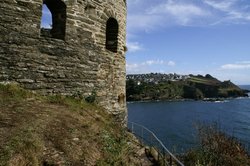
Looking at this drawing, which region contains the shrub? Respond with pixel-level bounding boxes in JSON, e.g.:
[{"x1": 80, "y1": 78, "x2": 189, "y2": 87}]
[
  {"x1": 184, "y1": 124, "x2": 250, "y2": 166},
  {"x1": 85, "y1": 90, "x2": 96, "y2": 103}
]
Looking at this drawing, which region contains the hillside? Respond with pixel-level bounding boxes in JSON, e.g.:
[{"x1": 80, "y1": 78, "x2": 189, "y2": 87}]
[
  {"x1": 126, "y1": 73, "x2": 248, "y2": 101},
  {"x1": 0, "y1": 84, "x2": 151, "y2": 166}
]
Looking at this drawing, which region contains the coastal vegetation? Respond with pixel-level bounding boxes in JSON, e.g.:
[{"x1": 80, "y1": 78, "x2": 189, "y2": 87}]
[
  {"x1": 0, "y1": 84, "x2": 149, "y2": 165},
  {"x1": 126, "y1": 73, "x2": 249, "y2": 101},
  {"x1": 183, "y1": 124, "x2": 250, "y2": 166}
]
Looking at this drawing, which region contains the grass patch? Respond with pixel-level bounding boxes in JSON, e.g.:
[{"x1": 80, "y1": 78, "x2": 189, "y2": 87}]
[
  {"x1": 188, "y1": 77, "x2": 219, "y2": 86},
  {"x1": 97, "y1": 127, "x2": 133, "y2": 166},
  {"x1": 0, "y1": 83, "x2": 33, "y2": 102},
  {"x1": 0, "y1": 127, "x2": 43, "y2": 166},
  {"x1": 0, "y1": 83, "x2": 145, "y2": 165}
]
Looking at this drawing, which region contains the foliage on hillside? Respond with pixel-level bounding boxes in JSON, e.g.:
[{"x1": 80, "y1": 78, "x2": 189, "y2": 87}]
[
  {"x1": 0, "y1": 84, "x2": 150, "y2": 166},
  {"x1": 126, "y1": 74, "x2": 248, "y2": 101},
  {"x1": 183, "y1": 124, "x2": 250, "y2": 166}
]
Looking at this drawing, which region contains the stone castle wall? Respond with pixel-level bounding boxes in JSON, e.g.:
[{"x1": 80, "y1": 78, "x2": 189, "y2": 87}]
[{"x1": 0, "y1": 0, "x2": 127, "y2": 122}]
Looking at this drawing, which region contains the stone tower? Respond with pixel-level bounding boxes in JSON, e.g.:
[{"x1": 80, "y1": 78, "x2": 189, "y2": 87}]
[{"x1": 0, "y1": 0, "x2": 127, "y2": 122}]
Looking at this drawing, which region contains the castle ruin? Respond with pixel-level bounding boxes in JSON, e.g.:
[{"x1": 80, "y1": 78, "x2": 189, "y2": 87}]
[{"x1": 0, "y1": 0, "x2": 127, "y2": 122}]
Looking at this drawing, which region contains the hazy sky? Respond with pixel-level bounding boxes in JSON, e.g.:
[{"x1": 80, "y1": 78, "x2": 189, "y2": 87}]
[{"x1": 41, "y1": 0, "x2": 250, "y2": 84}]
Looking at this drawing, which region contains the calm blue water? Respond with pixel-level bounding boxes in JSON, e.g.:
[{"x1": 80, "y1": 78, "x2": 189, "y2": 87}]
[
  {"x1": 128, "y1": 85, "x2": 250, "y2": 153},
  {"x1": 240, "y1": 85, "x2": 250, "y2": 90}
]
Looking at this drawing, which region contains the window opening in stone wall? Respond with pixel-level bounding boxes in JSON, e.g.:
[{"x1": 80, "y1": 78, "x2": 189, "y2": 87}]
[
  {"x1": 106, "y1": 18, "x2": 119, "y2": 53},
  {"x1": 40, "y1": 0, "x2": 66, "y2": 40},
  {"x1": 40, "y1": 4, "x2": 52, "y2": 37}
]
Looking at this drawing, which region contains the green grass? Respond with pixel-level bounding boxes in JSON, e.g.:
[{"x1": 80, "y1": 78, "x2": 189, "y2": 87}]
[
  {"x1": 188, "y1": 76, "x2": 220, "y2": 86},
  {"x1": 0, "y1": 83, "x2": 33, "y2": 102},
  {"x1": 97, "y1": 129, "x2": 133, "y2": 165},
  {"x1": 0, "y1": 126, "x2": 43, "y2": 166}
]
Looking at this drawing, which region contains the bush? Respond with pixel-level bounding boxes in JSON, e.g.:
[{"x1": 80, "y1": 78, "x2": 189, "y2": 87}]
[
  {"x1": 184, "y1": 124, "x2": 250, "y2": 166},
  {"x1": 85, "y1": 90, "x2": 96, "y2": 103}
]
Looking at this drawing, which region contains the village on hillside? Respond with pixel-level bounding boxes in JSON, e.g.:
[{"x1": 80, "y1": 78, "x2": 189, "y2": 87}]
[{"x1": 126, "y1": 73, "x2": 190, "y2": 85}]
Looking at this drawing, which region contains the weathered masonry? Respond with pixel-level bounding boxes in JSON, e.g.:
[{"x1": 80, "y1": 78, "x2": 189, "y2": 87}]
[{"x1": 0, "y1": 0, "x2": 127, "y2": 122}]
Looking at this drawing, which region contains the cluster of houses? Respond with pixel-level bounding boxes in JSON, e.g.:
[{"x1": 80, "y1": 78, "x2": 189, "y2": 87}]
[{"x1": 126, "y1": 73, "x2": 190, "y2": 85}]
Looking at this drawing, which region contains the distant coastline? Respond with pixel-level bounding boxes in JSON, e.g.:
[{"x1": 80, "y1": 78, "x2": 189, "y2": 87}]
[{"x1": 126, "y1": 73, "x2": 249, "y2": 102}]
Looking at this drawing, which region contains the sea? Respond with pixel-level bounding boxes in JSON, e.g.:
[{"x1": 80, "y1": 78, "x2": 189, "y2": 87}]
[{"x1": 127, "y1": 85, "x2": 250, "y2": 153}]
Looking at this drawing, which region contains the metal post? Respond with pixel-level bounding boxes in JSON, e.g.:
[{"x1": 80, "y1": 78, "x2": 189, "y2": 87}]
[
  {"x1": 162, "y1": 148, "x2": 166, "y2": 166},
  {"x1": 131, "y1": 122, "x2": 134, "y2": 133},
  {"x1": 141, "y1": 127, "x2": 144, "y2": 144}
]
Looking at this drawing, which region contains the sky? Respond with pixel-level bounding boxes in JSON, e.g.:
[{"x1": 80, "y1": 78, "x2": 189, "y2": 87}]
[
  {"x1": 41, "y1": 0, "x2": 250, "y2": 84},
  {"x1": 41, "y1": 5, "x2": 51, "y2": 28}
]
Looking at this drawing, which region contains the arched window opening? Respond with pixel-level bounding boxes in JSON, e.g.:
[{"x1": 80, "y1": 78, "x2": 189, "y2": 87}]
[
  {"x1": 40, "y1": 4, "x2": 52, "y2": 37},
  {"x1": 106, "y1": 18, "x2": 119, "y2": 53},
  {"x1": 40, "y1": 0, "x2": 66, "y2": 40}
]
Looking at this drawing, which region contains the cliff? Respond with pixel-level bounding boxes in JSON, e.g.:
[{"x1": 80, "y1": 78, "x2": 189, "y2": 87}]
[{"x1": 126, "y1": 74, "x2": 248, "y2": 101}]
